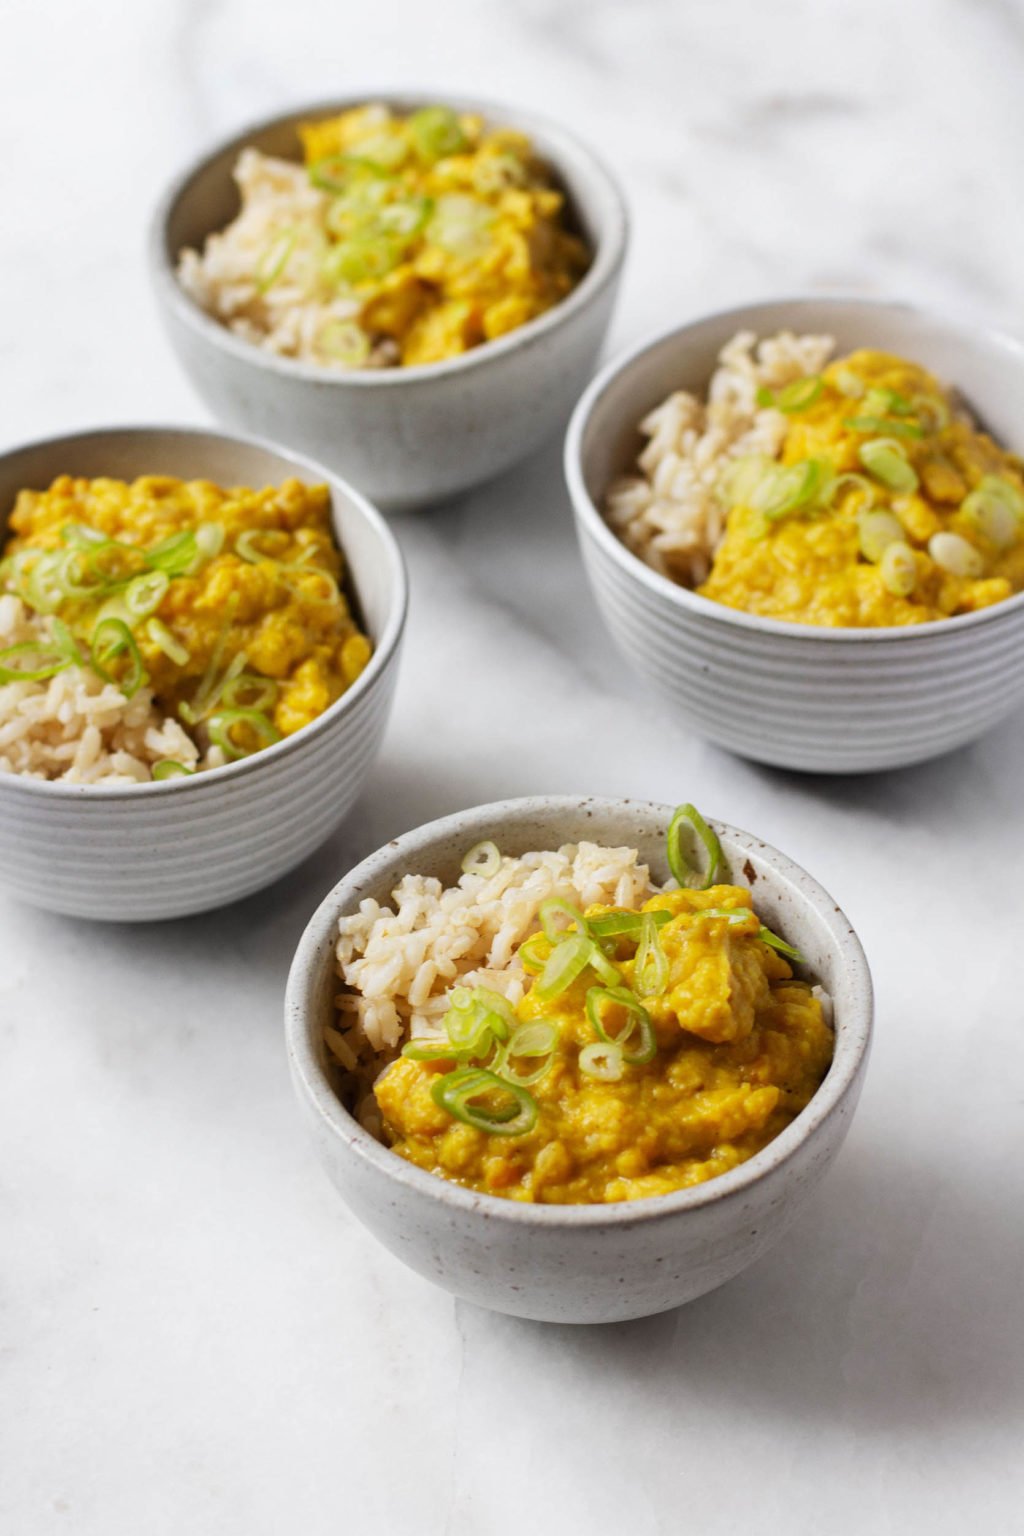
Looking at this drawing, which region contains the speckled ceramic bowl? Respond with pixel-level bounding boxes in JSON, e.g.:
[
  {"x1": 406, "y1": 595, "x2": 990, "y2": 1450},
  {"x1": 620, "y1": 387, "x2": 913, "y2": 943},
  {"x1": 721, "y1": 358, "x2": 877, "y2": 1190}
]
[
  {"x1": 285, "y1": 796, "x2": 872, "y2": 1324},
  {"x1": 151, "y1": 94, "x2": 628, "y2": 512},
  {"x1": 566, "y1": 297, "x2": 1024, "y2": 773},
  {"x1": 0, "y1": 426, "x2": 406, "y2": 921}
]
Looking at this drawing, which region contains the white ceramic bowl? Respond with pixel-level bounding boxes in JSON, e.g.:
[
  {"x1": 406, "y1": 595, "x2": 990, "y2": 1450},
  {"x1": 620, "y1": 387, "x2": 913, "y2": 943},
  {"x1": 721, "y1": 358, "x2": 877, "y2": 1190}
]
[
  {"x1": 151, "y1": 94, "x2": 628, "y2": 513},
  {"x1": 0, "y1": 427, "x2": 406, "y2": 921},
  {"x1": 565, "y1": 297, "x2": 1024, "y2": 773},
  {"x1": 285, "y1": 796, "x2": 872, "y2": 1324}
]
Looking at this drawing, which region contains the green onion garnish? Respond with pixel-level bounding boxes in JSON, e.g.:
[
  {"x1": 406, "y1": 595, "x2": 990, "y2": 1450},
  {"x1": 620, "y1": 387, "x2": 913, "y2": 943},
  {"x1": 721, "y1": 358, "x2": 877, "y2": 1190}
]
[
  {"x1": 756, "y1": 376, "x2": 825, "y2": 414},
  {"x1": 152, "y1": 760, "x2": 195, "y2": 781},
  {"x1": 742, "y1": 458, "x2": 831, "y2": 522},
  {"x1": 961, "y1": 476, "x2": 1024, "y2": 550},
  {"x1": 323, "y1": 235, "x2": 403, "y2": 286},
  {"x1": 927, "y1": 531, "x2": 984, "y2": 579},
  {"x1": 846, "y1": 415, "x2": 924, "y2": 440},
  {"x1": 517, "y1": 932, "x2": 549, "y2": 975},
  {"x1": 430, "y1": 1067, "x2": 537, "y2": 1137},
  {"x1": 218, "y1": 672, "x2": 278, "y2": 714},
  {"x1": 578, "y1": 1041, "x2": 624, "y2": 1082},
  {"x1": 666, "y1": 803, "x2": 722, "y2": 890},
  {"x1": 634, "y1": 912, "x2": 669, "y2": 998},
  {"x1": 207, "y1": 708, "x2": 282, "y2": 760},
  {"x1": 409, "y1": 106, "x2": 467, "y2": 162},
  {"x1": 535, "y1": 933, "x2": 611, "y2": 1002},
  {"x1": 401, "y1": 1038, "x2": 460, "y2": 1062},
  {"x1": 587, "y1": 908, "x2": 673, "y2": 941},
  {"x1": 879, "y1": 541, "x2": 917, "y2": 597},
  {"x1": 858, "y1": 438, "x2": 919, "y2": 493},
  {"x1": 586, "y1": 986, "x2": 656, "y2": 1066},
  {"x1": 828, "y1": 472, "x2": 875, "y2": 509},
  {"x1": 538, "y1": 897, "x2": 589, "y2": 943},
  {"x1": 461, "y1": 839, "x2": 501, "y2": 878},
  {"x1": 144, "y1": 530, "x2": 197, "y2": 576},
  {"x1": 758, "y1": 926, "x2": 805, "y2": 963},
  {"x1": 858, "y1": 509, "x2": 905, "y2": 565},
  {"x1": 377, "y1": 195, "x2": 433, "y2": 240},
  {"x1": 90, "y1": 617, "x2": 146, "y2": 698},
  {"x1": 60, "y1": 522, "x2": 108, "y2": 548},
  {"x1": 255, "y1": 229, "x2": 297, "y2": 293},
  {"x1": 863, "y1": 387, "x2": 915, "y2": 417},
  {"x1": 492, "y1": 1020, "x2": 560, "y2": 1087},
  {"x1": 308, "y1": 155, "x2": 354, "y2": 194},
  {"x1": 146, "y1": 618, "x2": 190, "y2": 666},
  {"x1": 124, "y1": 570, "x2": 170, "y2": 620},
  {"x1": 317, "y1": 319, "x2": 371, "y2": 368},
  {"x1": 0, "y1": 639, "x2": 73, "y2": 683}
]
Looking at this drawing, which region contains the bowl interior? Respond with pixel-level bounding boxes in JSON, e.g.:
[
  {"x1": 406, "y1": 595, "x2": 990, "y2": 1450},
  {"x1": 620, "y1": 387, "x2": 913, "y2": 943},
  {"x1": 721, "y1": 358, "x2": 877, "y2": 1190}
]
[
  {"x1": 0, "y1": 426, "x2": 401, "y2": 659},
  {"x1": 289, "y1": 796, "x2": 872, "y2": 1219},
  {"x1": 160, "y1": 94, "x2": 623, "y2": 333},
  {"x1": 576, "y1": 297, "x2": 1024, "y2": 508}
]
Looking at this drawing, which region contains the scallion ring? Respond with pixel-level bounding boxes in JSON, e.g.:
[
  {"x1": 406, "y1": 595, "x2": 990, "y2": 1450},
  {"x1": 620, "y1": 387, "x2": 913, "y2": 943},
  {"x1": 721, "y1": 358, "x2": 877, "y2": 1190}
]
[
  {"x1": 961, "y1": 476, "x2": 1024, "y2": 549},
  {"x1": 90, "y1": 617, "x2": 146, "y2": 698},
  {"x1": 535, "y1": 932, "x2": 596, "y2": 1002},
  {"x1": 755, "y1": 375, "x2": 825, "y2": 414},
  {"x1": 124, "y1": 570, "x2": 170, "y2": 620},
  {"x1": 758, "y1": 926, "x2": 805, "y2": 963},
  {"x1": 586, "y1": 985, "x2": 656, "y2": 1067},
  {"x1": 409, "y1": 106, "x2": 467, "y2": 162},
  {"x1": 517, "y1": 932, "x2": 549, "y2": 975},
  {"x1": 579, "y1": 1041, "x2": 624, "y2": 1082},
  {"x1": 846, "y1": 415, "x2": 924, "y2": 440},
  {"x1": 858, "y1": 509, "x2": 905, "y2": 564},
  {"x1": 206, "y1": 708, "x2": 282, "y2": 760},
  {"x1": 234, "y1": 529, "x2": 290, "y2": 565},
  {"x1": 430, "y1": 1067, "x2": 537, "y2": 1137},
  {"x1": 634, "y1": 912, "x2": 669, "y2": 998},
  {"x1": 152, "y1": 760, "x2": 195, "y2": 781},
  {"x1": 666, "y1": 803, "x2": 722, "y2": 890},
  {"x1": 588, "y1": 908, "x2": 673, "y2": 941},
  {"x1": 858, "y1": 438, "x2": 919, "y2": 493},
  {"x1": 144, "y1": 530, "x2": 198, "y2": 577},
  {"x1": 928, "y1": 531, "x2": 984, "y2": 579},
  {"x1": 255, "y1": 229, "x2": 297, "y2": 293},
  {"x1": 538, "y1": 896, "x2": 589, "y2": 943},
  {"x1": 492, "y1": 1020, "x2": 560, "y2": 1087},
  {"x1": 401, "y1": 1038, "x2": 461, "y2": 1062},
  {"x1": 146, "y1": 618, "x2": 190, "y2": 666},
  {"x1": 879, "y1": 541, "x2": 917, "y2": 597},
  {"x1": 461, "y1": 839, "x2": 501, "y2": 878},
  {"x1": 0, "y1": 639, "x2": 73, "y2": 683}
]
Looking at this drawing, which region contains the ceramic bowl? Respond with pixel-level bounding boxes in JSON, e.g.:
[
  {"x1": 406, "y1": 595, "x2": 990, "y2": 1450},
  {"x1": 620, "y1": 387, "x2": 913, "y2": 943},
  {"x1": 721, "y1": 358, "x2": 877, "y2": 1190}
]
[
  {"x1": 285, "y1": 796, "x2": 872, "y2": 1324},
  {"x1": 565, "y1": 296, "x2": 1024, "y2": 773},
  {"x1": 0, "y1": 426, "x2": 406, "y2": 921},
  {"x1": 151, "y1": 94, "x2": 628, "y2": 513}
]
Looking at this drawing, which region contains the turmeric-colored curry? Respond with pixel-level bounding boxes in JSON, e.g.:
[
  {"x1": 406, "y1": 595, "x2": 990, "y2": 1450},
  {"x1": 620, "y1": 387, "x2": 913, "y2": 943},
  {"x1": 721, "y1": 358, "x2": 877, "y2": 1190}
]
[{"x1": 701, "y1": 350, "x2": 1024, "y2": 625}]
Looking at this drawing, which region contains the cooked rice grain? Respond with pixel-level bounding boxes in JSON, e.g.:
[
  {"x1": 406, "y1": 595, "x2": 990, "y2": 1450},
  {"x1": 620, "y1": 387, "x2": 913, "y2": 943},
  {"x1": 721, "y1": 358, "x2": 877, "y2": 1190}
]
[{"x1": 605, "y1": 330, "x2": 835, "y2": 586}]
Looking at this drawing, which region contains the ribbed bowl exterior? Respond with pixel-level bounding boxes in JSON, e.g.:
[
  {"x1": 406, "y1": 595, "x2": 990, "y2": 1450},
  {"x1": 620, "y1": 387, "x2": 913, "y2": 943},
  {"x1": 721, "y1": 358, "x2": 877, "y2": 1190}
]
[
  {"x1": 0, "y1": 428, "x2": 406, "y2": 920},
  {"x1": 566, "y1": 298, "x2": 1024, "y2": 773}
]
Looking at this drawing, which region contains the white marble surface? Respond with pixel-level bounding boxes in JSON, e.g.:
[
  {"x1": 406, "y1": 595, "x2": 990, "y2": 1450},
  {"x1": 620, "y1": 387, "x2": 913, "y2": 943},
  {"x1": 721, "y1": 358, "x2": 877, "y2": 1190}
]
[{"x1": 2, "y1": 0, "x2": 1023, "y2": 1531}]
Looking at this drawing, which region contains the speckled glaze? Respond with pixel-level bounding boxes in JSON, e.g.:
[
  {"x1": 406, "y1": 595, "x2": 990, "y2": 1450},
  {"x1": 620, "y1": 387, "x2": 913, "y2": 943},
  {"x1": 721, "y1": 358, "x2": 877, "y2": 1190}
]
[
  {"x1": 0, "y1": 427, "x2": 406, "y2": 921},
  {"x1": 565, "y1": 297, "x2": 1024, "y2": 773},
  {"x1": 151, "y1": 94, "x2": 628, "y2": 513},
  {"x1": 285, "y1": 796, "x2": 872, "y2": 1324}
]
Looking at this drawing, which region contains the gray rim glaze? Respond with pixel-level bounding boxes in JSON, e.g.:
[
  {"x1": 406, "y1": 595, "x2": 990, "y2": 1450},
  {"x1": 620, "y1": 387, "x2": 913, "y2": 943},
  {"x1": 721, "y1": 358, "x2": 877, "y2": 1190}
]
[
  {"x1": 565, "y1": 293, "x2": 1024, "y2": 643},
  {"x1": 285, "y1": 796, "x2": 873, "y2": 1230},
  {"x1": 0, "y1": 423, "x2": 407, "y2": 800},
  {"x1": 151, "y1": 92, "x2": 629, "y2": 390}
]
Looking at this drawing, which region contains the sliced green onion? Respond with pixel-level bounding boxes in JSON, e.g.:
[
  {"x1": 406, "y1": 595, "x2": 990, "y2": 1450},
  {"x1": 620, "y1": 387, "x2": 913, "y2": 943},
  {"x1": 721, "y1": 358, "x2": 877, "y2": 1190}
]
[
  {"x1": 401, "y1": 1038, "x2": 460, "y2": 1062},
  {"x1": 588, "y1": 908, "x2": 673, "y2": 941},
  {"x1": 52, "y1": 617, "x2": 84, "y2": 666},
  {"x1": 701, "y1": 905, "x2": 754, "y2": 926},
  {"x1": 234, "y1": 529, "x2": 289, "y2": 565},
  {"x1": 635, "y1": 912, "x2": 669, "y2": 998},
  {"x1": 145, "y1": 530, "x2": 198, "y2": 576},
  {"x1": 86, "y1": 540, "x2": 146, "y2": 586},
  {"x1": 829, "y1": 472, "x2": 875, "y2": 508},
  {"x1": 858, "y1": 438, "x2": 919, "y2": 493},
  {"x1": 60, "y1": 522, "x2": 108, "y2": 548},
  {"x1": 90, "y1": 617, "x2": 146, "y2": 698},
  {"x1": 858, "y1": 509, "x2": 905, "y2": 564},
  {"x1": 317, "y1": 319, "x2": 370, "y2": 368},
  {"x1": 23, "y1": 552, "x2": 65, "y2": 614},
  {"x1": 146, "y1": 618, "x2": 190, "y2": 666},
  {"x1": 193, "y1": 524, "x2": 225, "y2": 565},
  {"x1": 961, "y1": 476, "x2": 1024, "y2": 549},
  {"x1": 0, "y1": 639, "x2": 73, "y2": 683},
  {"x1": 750, "y1": 459, "x2": 831, "y2": 521},
  {"x1": 879, "y1": 541, "x2": 917, "y2": 597},
  {"x1": 308, "y1": 155, "x2": 355, "y2": 194},
  {"x1": 428, "y1": 194, "x2": 494, "y2": 257},
  {"x1": 928, "y1": 531, "x2": 984, "y2": 579},
  {"x1": 666, "y1": 803, "x2": 722, "y2": 890},
  {"x1": 469, "y1": 988, "x2": 515, "y2": 1039},
  {"x1": 535, "y1": 933, "x2": 595, "y2": 1002},
  {"x1": 430, "y1": 1067, "x2": 537, "y2": 1137},
  {"x1": 219, "y1": 672, "x2": 278, "y2": 714},
  {"x1": 755, "y1": 375, "x2": 824, "y2": 413},
  {"x1": 409, "y1": 106, "x2": 467, "y2": 162},
  {"x1": 444, "y1": 996, "x2": 496, "y2": 1056},
  {"x1": 206, "y1": 707, "x2": 281, "y2": 760},
  {"x1": 517, "y1": 932, "x2": 549, "y2": 975},
  {"x1": 758, "y1": 926, "x2": 805, "y2": 963},
  {"x1": 911, "y1": 394, "x2": 950, "y2": 432},
  {"x1": 539, "y1": 897, "x2": 589, "y2": 943},
  {"x1": 152, "y1": 760, "x2": 195, "y2": 781},
  {"x1": 493, "y1": 1020, "x2": 560, "y2": 1087},
  {"x1": 124, "y1": 570, "x2": 169, "y2": 619},
  {"x1": 832, "y1": 367, "x2": 865, "y2": 399},
  {"x1": 377, "y1": 195, "x2": 433, "y2": 239},
  {"x1": 846, "y1": 415, "x2": 923, "y2": 440},
  {"x1": 323, "y1": 235, "x2": 402, "y2": 286},
  {"x1": 347, "y1": 132, "x2": 409, "y2": 173},
  {"x1": 56, "y1": 546, "x2": 113, "y2": 599},
  {"x1": 579, "y1": 1041, "x2": 624, "y2": 1082},
  {"x1": 255, "y1": 229, "x2": 297, "y2": 293},
  {"x1": 863, "y1": 387, "x2": 915, "y2": 417},
  {"x1": 717, "y1": 455, "x2": 776, "y2": 509},
  {"x1": 461, "y1": 839, "x2": 501, "y2": 878},
  {"x1": 586, "y1": 986, "x2": 656, "y2": 1066}
]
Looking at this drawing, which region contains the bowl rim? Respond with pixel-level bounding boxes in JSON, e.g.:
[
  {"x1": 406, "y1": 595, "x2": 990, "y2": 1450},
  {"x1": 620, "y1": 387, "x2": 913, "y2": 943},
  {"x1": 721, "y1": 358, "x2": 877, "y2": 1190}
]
[
  {"x1": 285, "y1": 794, "x2": 873, "y2": 1229},
  {"x1": 564, "y1": 292, "x2": 1024, "y2": 643},
  {"x1": 0, "y1": 422, "x2": 408, "y2": 799},
  {"x1": 150, "y1": 90, "x2": 630, "y2": 388}
]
